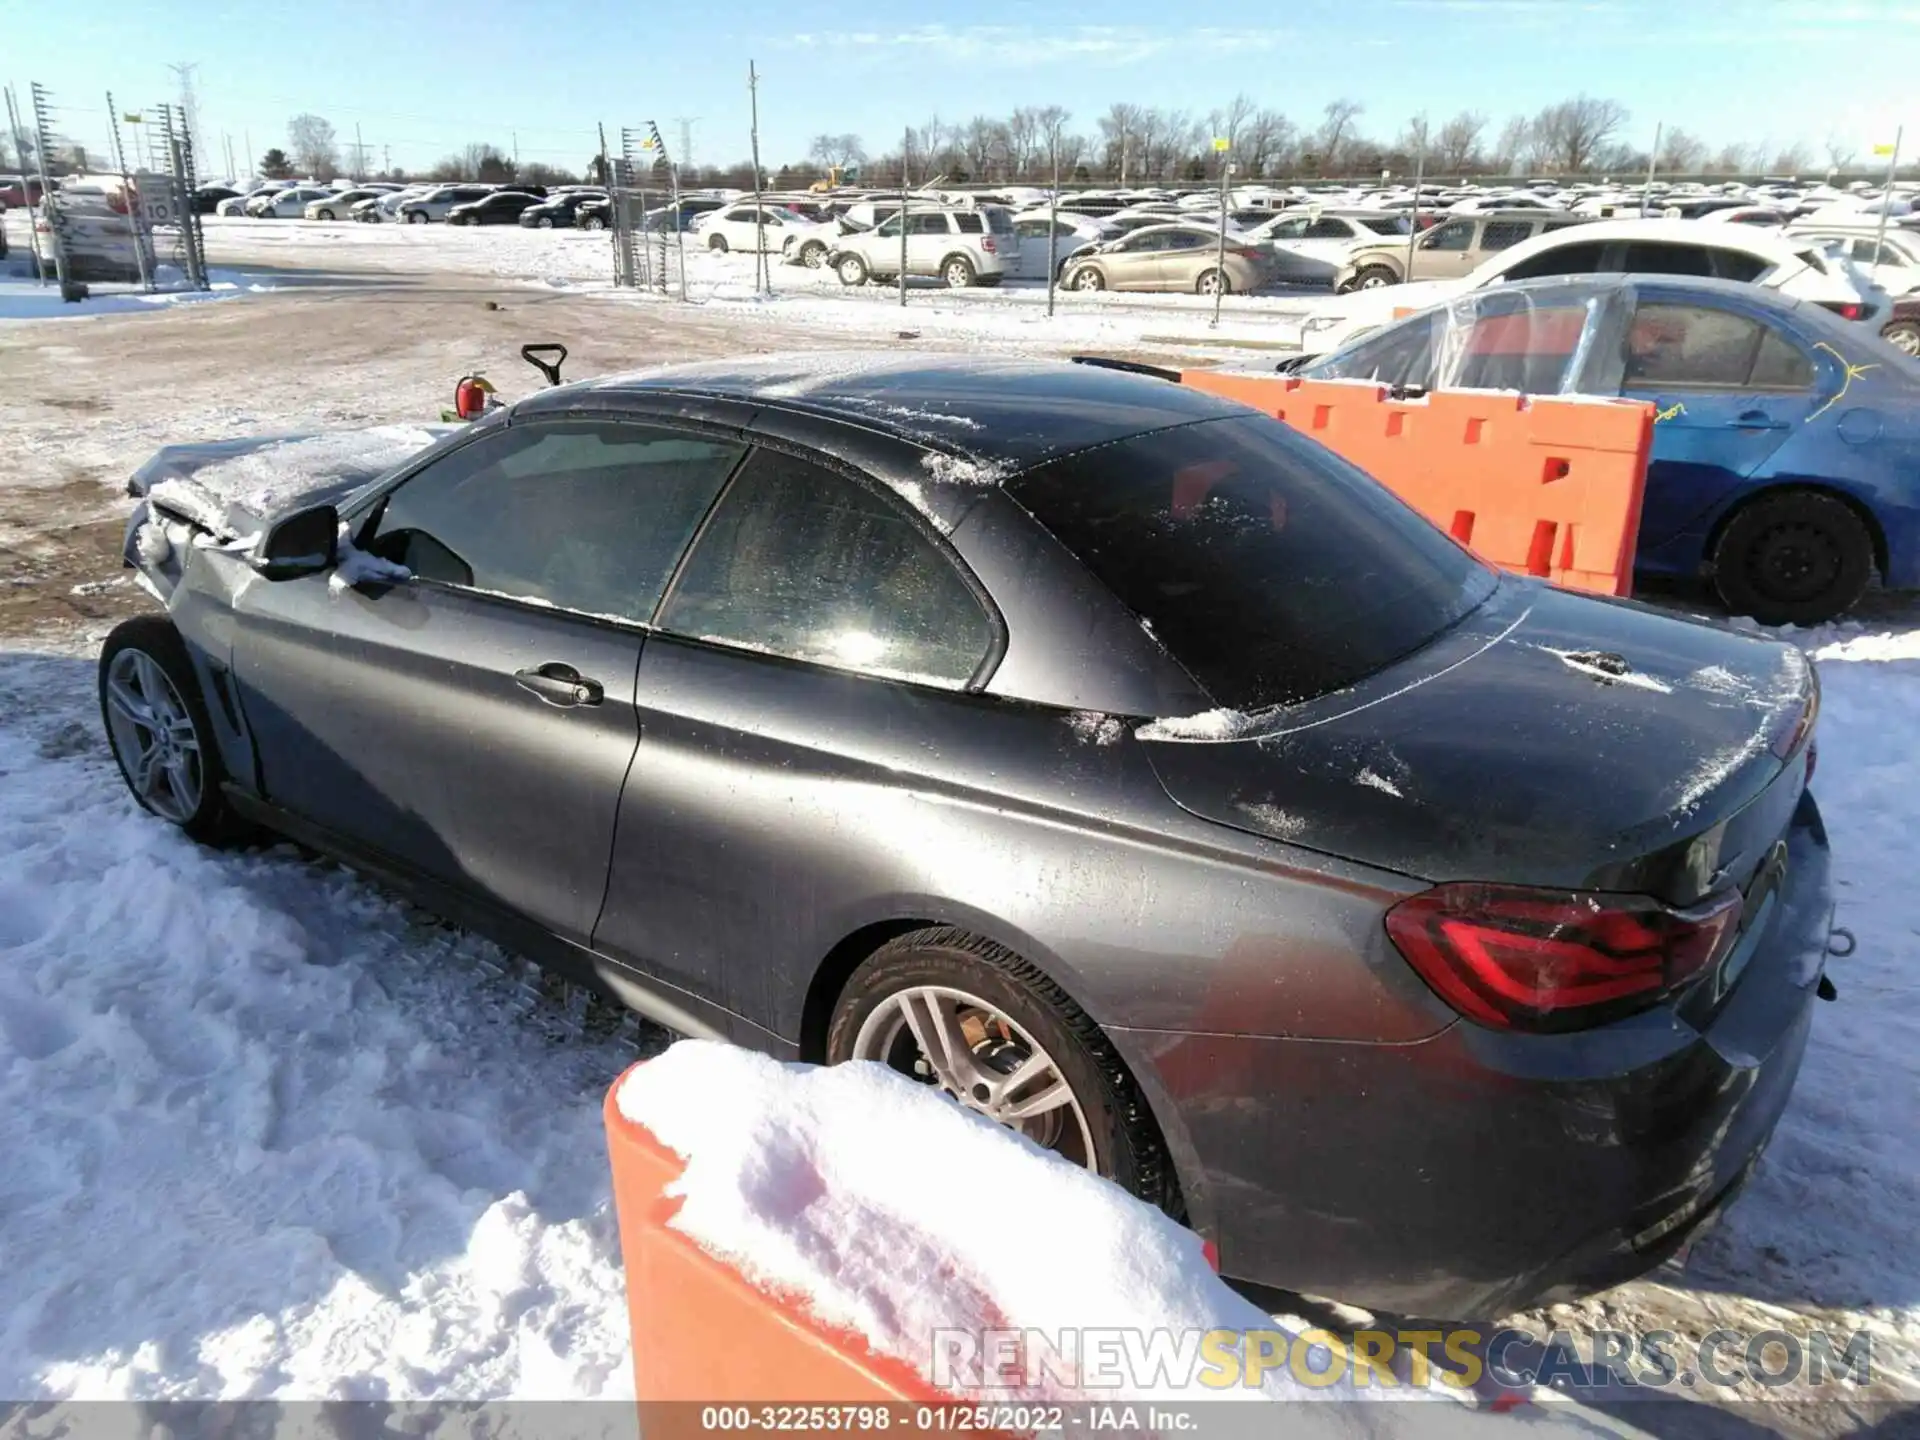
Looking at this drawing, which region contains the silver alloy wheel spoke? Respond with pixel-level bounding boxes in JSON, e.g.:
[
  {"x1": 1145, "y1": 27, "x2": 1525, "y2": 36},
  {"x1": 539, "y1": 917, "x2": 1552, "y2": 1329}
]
[
  {"x1": 105, "y1": 647, "x2": 202, "y2": 823},
  {"x1": 852, "y1": 982, "x2": 1098, "y2": 1168}
]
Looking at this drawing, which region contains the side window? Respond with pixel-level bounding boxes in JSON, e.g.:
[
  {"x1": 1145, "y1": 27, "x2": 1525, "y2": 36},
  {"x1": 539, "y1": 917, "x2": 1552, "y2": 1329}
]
[
  {"x1": 908, "y1": 213, "x2": 950, "y2": 236},
  {"x1": 367, "y1": 422, "x2": 746, "y2": 622},
  {"x1": 1164, "y1": 230, "x2": 1209, "y2": 251},
  {"x1": 1421, "y1": 220, "x2": 1474, "y2": 252},
  {"x1": 1270, "y1": 215, "x2": 1310, "y2": 239},
  {"x1": 1014, "y1": 219, "x2": 1047, "y2": 239},
  {"x1": 874, "y1": 214, "x2": 903, "y2": 238},
  {"x1": 1501, "y1": 240, "x2": 1606, "y2": 281},
  {"x1": 1710, "y1": 251, "x2": 1769, "y2": 283},
  {"x1": 657, "y1": 450, "x2": 994, "y2": 687},
  {"x1": 1305, "y1": 218, "x2": 1353, "y2": 240},
  {"x1": 955, "y1": 212, "x2": 985, "y2": 234},
  {"x1": 1621, "y1": 303, "x2": 1767, "y2": 389},
  {"x1": 1480, "y1": 220, "x2": 1534, "y2": 252},
  {"x1": 1747, "y1": 328, "x2": 1816, "y2": 390},
  {"x1": 1621, "y1": 242, "x2": 1716, "y2": 277}
]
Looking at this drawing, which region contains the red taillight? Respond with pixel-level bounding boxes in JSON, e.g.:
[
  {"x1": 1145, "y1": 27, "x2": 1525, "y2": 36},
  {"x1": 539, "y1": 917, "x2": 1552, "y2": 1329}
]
[
  {"x1": 1818, "y1": 301, "x2": 1864, "y2": 321},
  {"x1": 1386, "y1": 884, "x2": 1743, "y2": 1032},
  {"x1": 981, "y1": 236, "x2": 997, "y2": 253}
]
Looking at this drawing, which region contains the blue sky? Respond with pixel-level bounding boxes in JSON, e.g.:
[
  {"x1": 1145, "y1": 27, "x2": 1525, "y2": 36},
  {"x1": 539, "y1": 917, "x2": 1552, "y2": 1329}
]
[{"x1": 8, "y1": 0, "x2": 1916, "y2": 176}]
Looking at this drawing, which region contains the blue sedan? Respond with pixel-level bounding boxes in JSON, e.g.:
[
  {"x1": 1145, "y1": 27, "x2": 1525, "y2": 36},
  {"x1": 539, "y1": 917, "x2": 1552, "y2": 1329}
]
[{"x1": 1295, "y1": 274, "x2": 1920, "y2": 624}]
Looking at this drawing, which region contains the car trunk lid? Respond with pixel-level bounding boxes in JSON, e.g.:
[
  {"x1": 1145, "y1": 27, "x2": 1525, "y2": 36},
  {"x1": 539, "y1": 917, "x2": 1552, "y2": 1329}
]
[{"x1": 1140, "y1": 579, "x2": 1816, "y2": 902}]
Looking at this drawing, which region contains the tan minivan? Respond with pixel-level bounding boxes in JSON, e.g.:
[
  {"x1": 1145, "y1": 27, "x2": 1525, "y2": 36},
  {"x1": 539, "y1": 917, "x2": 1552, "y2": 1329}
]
[{"x1": 1334, "y1": 209, "x2": 1590, "y2": 292}]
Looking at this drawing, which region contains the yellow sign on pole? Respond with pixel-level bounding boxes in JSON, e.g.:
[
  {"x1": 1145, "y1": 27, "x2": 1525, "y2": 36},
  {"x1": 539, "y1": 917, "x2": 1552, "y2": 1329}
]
[
  {"x1": 1212, "y1": 137, "x2": 1230, "y2": 152},
  {"x1": 123, "y1": 112, "x2": 143, "y2": 124},
  {"x1": 1874, "y1": 143, "x2": 1898, "y2": 156}
]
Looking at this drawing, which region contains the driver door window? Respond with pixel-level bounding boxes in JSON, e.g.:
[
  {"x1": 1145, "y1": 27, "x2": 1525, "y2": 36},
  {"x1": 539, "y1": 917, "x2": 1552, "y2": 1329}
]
[
  {"x1": 1420, "y1": 221, "x2": 1474, "y2": 251},
  {"x1": 366, "y1": 422, "x2": 746, "y2": 622}
]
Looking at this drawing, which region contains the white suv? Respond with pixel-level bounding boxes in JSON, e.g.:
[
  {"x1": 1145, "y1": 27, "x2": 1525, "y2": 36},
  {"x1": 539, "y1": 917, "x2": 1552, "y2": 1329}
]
[
  {"x1": 1297, "y1": 219, "x2": 1887, "y2": 356},
  {"x1": 830, "y1": 206, "x2": 1019, "y2": 288}
]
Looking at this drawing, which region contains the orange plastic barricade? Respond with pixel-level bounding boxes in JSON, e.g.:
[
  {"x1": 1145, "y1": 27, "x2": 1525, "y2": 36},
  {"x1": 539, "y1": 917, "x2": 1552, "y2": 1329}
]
[
  {"x1": 604, "y1": 1069, "x2": 1007, "y2": 1435},
  {"x1": 1180, "y1": 372, "x2": 1655, "y2": 596}
]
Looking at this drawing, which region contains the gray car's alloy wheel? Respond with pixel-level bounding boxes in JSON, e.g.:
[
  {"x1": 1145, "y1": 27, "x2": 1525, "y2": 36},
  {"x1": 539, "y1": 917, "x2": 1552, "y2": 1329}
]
[
  {"x1": 943, "y1": 255, "x2": 977, "y2": 288},
  {"x1": 1070, "y1": 266, "x2": 1105, "y2": 291},
  {"x1": 1351, "y1": 264, "x2": 1399, "y2": 290},
  {"x1": 836, "y1": 253, "x2": 870, "y2": 286},
  {"x1": 1883, "y1": 320, "x2": 1920, "y2": 356},
  {"x1": 826, "y1": 926, "x2": 1180, "y2": 1213},
  {"x1": 1197, "y1": 268, "x2": 1229, "y2": 297},
  {"x1": 98, "y1": 617, "x2": 244, "y2": 843},
  {"x1": 799, "y1": 240, "x2": 828, "y2": 268},
  {"x1": 316, "y1": 208, "x2": 335, "y2": 221}
]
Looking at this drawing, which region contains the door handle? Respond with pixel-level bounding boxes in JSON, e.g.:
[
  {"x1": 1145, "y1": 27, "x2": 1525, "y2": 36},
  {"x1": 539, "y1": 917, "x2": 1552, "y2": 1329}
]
[
  {"x1": 514, "y1": 662, "x2": 604, "y2": 708},
  {"x1": 1727, "y1": 411, "x2": 1788, "y2": 430}
]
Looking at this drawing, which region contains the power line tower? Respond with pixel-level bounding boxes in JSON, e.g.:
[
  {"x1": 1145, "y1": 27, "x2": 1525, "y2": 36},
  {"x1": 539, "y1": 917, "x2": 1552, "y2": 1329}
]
[
  {"x1": 167, "y1": 62, "x2": 202, "y2": 162},
  {"x1": 672, "y1": 116, "x2": 699, "y2": 176}
]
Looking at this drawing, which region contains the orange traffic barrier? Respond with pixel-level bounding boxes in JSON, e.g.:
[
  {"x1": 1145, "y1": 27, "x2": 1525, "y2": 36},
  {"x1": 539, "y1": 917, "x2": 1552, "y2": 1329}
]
[
  {"x1": 1182, "y1": 372, "x2": 1655, "y2": 596},
  {"x1": 604, "y1": 1068, "x2": 1006, "y2": 1433}
]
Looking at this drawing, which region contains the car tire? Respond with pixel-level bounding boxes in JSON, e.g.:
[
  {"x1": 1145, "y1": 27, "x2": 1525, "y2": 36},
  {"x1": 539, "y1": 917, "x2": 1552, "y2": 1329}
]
[
  {"x1": 1197, "y1": 268, "x2": 1230, "y2": 297},
  {"x1": 1712, "y1": 489, "x2": 1875, "y2": 626},
  {"x1": 825, "y1": 926, "x2": 1180, "y2": 1214},
  {"x1": 799, "y1": 240, "x2": 828, "y2": 268},
  {"x1": 1881, "y1": 319, "x2": 1920, "y2": 357},
  {"x1": 98, "y1": 617, "x2": 250, "y2": 846},
  {"x1": 407, "y1": 211, "x2": 427, "y2": 224},
  {"x1": 538, "y1": 216, "x2": 555, "y2": 229},
  {"x1": 582, "y1": 214, "x2": 606, "y2": 232},
  {"x1": 1347, "y1": 264, "x2": 1400, "y2": 291},
  {"x1": 942, "y1": 254, "x2": 977, "y2": 288},
  {"x1": 709, "y1": 234, "x2": 729, "y2": 253},
  {"x1": 1070, "y1": 266, "x2": 1105, "y2": 291},
  {"x1": 836, "y1": 253, "x2": 870, "y2": 286},
  {"x1": 316, "y1": 208, "x2": 335, "y2": 221}
]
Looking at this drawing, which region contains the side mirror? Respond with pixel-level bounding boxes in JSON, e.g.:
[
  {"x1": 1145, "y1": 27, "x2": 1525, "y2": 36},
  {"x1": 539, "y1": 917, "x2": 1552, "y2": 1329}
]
[{"x1": 251, "y1": 503, "x2": 338, "y2": 581}]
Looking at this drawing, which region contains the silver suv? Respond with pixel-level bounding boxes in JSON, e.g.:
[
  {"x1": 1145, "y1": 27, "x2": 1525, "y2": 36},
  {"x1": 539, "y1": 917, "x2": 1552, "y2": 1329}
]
[
  {"x1": 831, "y1": 206, "x2": 1020, "y2": 288},
  {"x1": 1335, "y1": 209, "x2": 1590, "y2": 292},
  {"x1": 397, "y1": 185, "x2": 495, "y2": 224}
]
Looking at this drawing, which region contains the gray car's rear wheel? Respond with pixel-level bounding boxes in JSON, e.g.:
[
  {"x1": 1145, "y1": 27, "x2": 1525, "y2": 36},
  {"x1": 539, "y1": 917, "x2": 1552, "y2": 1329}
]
[
  {"x1": 1712, "y1": 490, "x2": 1875, "y2": 626},
  {"x1": 98, "y1": 617, "x2": 246, "y2": 844},
  {"x1": 1882, "y1": 319, "x2": 1920, "y2": 356},
  {"x1": 1197, "y1": 268, "x2": 1230, "y2": 296},
  {"x1": 826, "y1": 926, "x2": 1180, "y2": 1212},
  {"x1": 799, "y1": 240, "x2": 829, "y2": 268}
]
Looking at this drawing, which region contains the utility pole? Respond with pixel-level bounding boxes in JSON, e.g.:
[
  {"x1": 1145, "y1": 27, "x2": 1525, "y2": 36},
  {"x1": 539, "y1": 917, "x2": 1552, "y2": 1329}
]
[
  {"x1": 1874, "y1": 127, "x2": 1904, "y2": 271},
  {"x1": 354, "y1": 122, "x2": 366, "y2": 177},
  {"x1": 900, "y1": 126, "x2": 910, "y2": 308},
  {"x1": 512, "y1": 129, "x2": 520, "y2": 171},
  {"x1": 748, "y1": 61, "x2": 768, "y2": 295},
  {"x1": 1642, "y1": 121, "x2": 1662, "y2": 216},
  {"x1": 1046, "y1": 130, "x2": 1060, "y2": 318},
  {"x1": 383, "y1": 144, "x2": 391, "y2": 175},
  {"x1": 1405, "y1": 130, "x2": 1426, "y2": 281},
  {"x1": 1211, "y1": 137, "x2": 1230, "y2": 329},
  {"x1": 243, "y1": 129, "x2": 253, "y2": 180},
  {"x1": 673, "y1": 116, "x2": 699, "y2": 175}
]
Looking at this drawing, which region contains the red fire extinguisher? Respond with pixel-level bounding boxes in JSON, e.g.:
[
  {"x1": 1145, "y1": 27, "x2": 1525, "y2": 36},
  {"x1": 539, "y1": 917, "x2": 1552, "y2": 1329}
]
[{"x1": 449, "y1": 374, "x2": 498, "y2": 421}]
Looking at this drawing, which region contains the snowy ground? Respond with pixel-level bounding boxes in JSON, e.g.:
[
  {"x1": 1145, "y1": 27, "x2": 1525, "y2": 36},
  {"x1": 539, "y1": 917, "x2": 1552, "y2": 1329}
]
[{"x1": 1, "y1": 221, "x2": 1917, "y2": 1435}]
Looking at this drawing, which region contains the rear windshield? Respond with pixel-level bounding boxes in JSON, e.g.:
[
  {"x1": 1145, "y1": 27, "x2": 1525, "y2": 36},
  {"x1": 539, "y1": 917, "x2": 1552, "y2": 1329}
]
[{"x1": 1007, "y1": 415, "x2": 1495, "y2": 710}]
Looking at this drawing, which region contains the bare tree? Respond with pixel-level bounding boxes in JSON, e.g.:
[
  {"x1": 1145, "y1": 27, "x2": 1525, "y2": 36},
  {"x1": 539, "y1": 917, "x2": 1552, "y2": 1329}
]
[
  {"x1": 960, "y1": 115, "x2": 1010, "y2": 180},
  {"x1": 1771, "y1": 141, "x2": 1812, "y2": 175},
  {"x1": 807, "y1": 133, "x2": 866, "y2": 171},
  {"x1": 1657, "y1": 127, "x2": 1707, "y2": 174},
  {"x1": 1239, "y1": 109, "x2": 1296, "y2": 179},
  {"x1": 287, "y1": 113, "x2": 338, "y2": 180},
  {"x1": 1206, "y1": 92, "x2": 1259, "y2": 176},
  {"x1": 1528, "y1": 95, "x2": 1629, "y2": 173},
  {"x1": 1097, "y1": 102, "x2": 1146, "y2": 181},
  {"x1": 1436, "y1": 111, "x2": 1486, "y2": 174},
  {"x1": 1491, "y1": 114, "x2": 1532, "y2": 174},
  {"x1": 1708, "y1": 141, "x2": 1762, "y2": 176},
  {"x1": 1315, "y1": 98, "x2": 1365, "y2": 173},
  {"x1": 1398, "y1": 112, "x2": 1432, "y2": 165},
  {"x1": 1825, "y1": 133, "x2": 1857, "y2": 176}
]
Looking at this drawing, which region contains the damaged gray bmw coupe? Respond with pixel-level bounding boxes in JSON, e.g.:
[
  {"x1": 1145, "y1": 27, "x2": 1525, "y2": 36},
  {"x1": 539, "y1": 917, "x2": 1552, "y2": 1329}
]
[{"x1": 104, "y1": 352, "x2": 1838, "y2": 1317}]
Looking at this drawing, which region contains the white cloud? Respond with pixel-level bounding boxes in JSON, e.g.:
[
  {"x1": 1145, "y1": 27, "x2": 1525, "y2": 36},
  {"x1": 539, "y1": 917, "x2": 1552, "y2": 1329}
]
[{"x1": 779, "y1": 24, "x2": 1297, "y2": 67}]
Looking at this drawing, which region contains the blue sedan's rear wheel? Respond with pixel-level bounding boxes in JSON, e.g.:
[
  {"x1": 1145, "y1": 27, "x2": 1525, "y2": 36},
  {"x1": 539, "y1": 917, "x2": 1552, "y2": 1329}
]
[
  {"x1": 826, "y1": 926, "x2": 1182, "y2": 1215},
  {"x1": 1712, "y1": 490, "x2": 1875, "y2": 626}
]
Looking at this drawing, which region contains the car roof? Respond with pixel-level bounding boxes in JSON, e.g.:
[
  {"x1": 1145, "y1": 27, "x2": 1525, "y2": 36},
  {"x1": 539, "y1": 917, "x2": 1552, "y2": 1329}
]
[
  {"x1": 513, "y1": 351, "x2": 1247, "y2": 472},
  {"x1": 1500, "y1": 217, "x2": 1802, "y2": 256}
]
